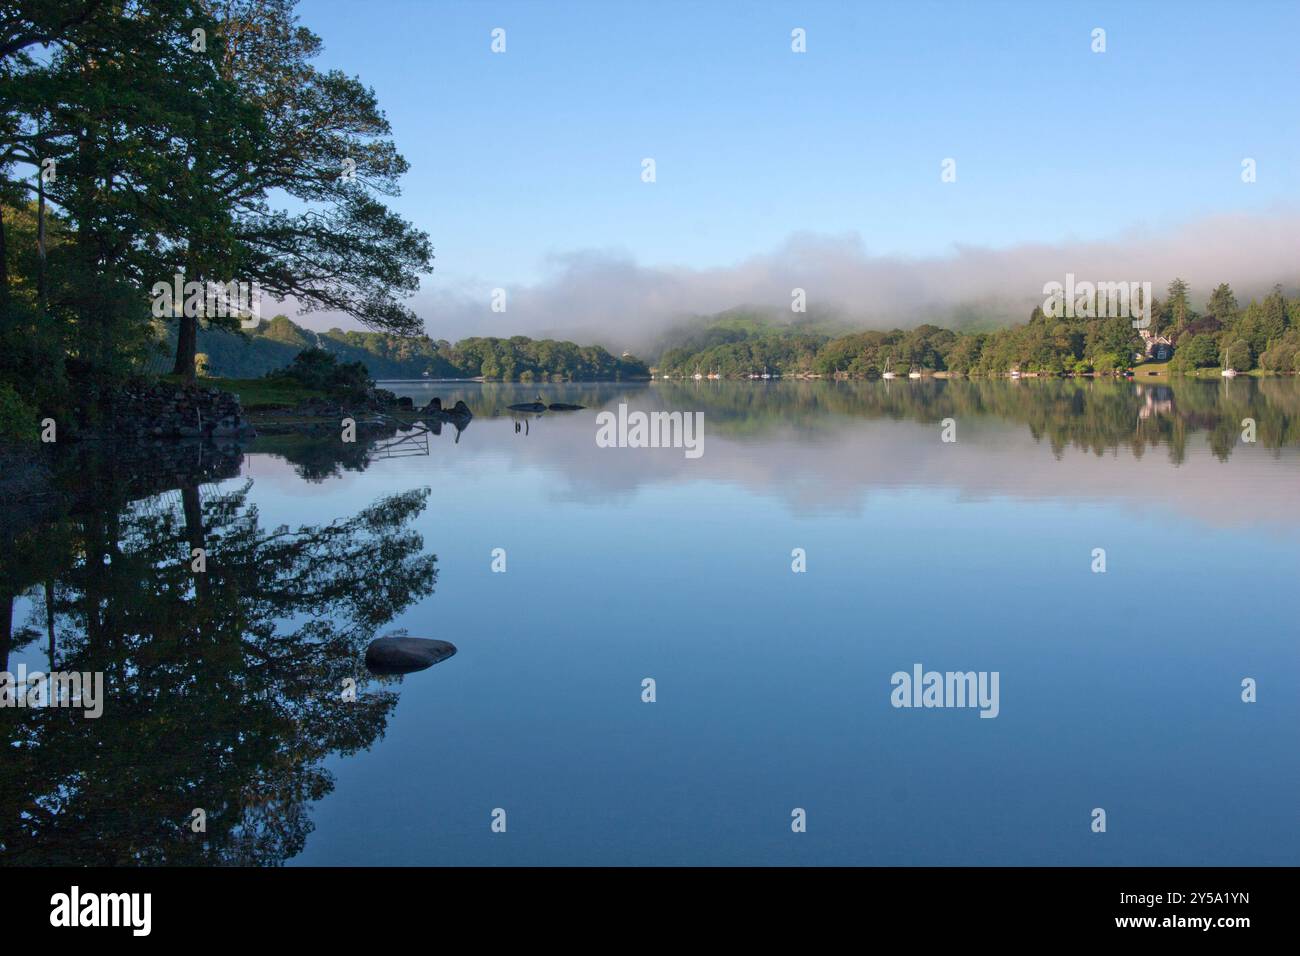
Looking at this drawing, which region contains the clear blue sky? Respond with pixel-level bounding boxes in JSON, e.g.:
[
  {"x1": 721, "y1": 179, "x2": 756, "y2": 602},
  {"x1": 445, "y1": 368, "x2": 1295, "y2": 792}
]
[{"x1": 300, "y1": 0, "x2": 1298, "y2": 290}]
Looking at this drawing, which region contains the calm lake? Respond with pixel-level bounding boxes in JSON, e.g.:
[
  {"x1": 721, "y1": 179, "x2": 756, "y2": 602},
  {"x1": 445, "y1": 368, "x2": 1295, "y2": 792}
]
[{"x1": 3, "y1": 378, "x2": 1298, "y2": 865}]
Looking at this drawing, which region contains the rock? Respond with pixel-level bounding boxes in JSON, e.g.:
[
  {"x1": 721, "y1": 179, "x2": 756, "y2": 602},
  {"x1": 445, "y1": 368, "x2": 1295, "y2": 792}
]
[
  {"x1": 421, "y1": 398, "x2": 472, "y2": 424},
  {"x1": 364, "y1": 636, "x2": 457, "y2": 675}
]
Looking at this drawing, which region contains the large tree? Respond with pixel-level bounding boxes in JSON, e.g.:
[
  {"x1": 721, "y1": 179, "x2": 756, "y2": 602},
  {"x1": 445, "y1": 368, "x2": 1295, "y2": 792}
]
[
  {"x1": 165, "y1": 0, "x2": 433, "y2": 379},
  {"x1": 1, "y1": 1, "x2": 253, "y2": 394},
  {"x1": 0, "y1": 0, "x2": 432, "y2": 393}
]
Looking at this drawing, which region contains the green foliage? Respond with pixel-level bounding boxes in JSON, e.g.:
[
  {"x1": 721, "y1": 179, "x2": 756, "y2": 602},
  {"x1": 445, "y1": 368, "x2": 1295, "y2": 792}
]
[
  {"x1": 654, "y1": 280, "x2": 1297, "y2": 380},
  {"x1": 1258, "y1": 329, "x2": 1300, "y2": 374},
  {"x1": 446, "y1": 336, "x2": 649, "y2": 381},
  {"x1": 1169, "y1": 333, "x2": 1218, "y2": 371},
  {"x1": 268, "y1": 349, "x2": 372, "y2": 402},
  {"x1": 0, "y1": 0, "x2": 432, "y2": 399},
  {"x1": 0, "y1": 381, "x2": 36, "y2": 443},
  {"x1": 147, "y1": 313, "x2": 651, "y2": 383},
  {"x1": 1206, "y1": 283, "x2": 1240, "y2": 325},
  {"x1": 1223, "y1": 339, "x2": 1254, "y2": 372}
]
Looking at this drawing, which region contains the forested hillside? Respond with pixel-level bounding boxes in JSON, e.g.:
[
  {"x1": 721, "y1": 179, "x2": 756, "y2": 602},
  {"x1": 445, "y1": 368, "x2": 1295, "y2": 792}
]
[
  {"x1": 144, "y1": 314, "x2": 651, "y2": 382},
  {"x1": 653, "y1": 282, "x2": 1300, "y2": 378}
]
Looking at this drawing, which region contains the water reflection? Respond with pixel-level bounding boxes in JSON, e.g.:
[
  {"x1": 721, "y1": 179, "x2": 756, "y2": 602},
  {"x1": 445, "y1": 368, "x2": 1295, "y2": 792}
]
[
  {"x1": 386, "y1": 377, "x2": 1300, "y2": 462},
  {"x1": 375, "y1": 378, "x2": 1300, "y2": 527},
  {"x1": 3, "y1": 377, "x2": 1298, "y2": 865},
  {"x1": 0, "y1": 443, "x2": 438, "y2": 865}
]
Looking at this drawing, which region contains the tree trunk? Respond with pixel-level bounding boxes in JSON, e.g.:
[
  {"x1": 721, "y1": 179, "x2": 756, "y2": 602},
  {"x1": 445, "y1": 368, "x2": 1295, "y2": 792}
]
[
  {"x1": 172, "y1": 313, "x2": 197, "y2": 382},
  {"x1": 0, "y1": 200, "x2": 9, "y2": 313},
  {"x1": 181, "y1": 484, "x2": 209, "y2": 602},
  {"x1": 37, "y1": 172, "x2": 47, "y2": 320}
]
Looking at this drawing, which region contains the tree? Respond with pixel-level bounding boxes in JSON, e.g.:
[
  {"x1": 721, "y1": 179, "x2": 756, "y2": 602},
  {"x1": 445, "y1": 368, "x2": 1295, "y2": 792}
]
[
  {"x1": 1205, "y1": 283, "x2": 1239, "y2": 325},
  {"x1": 1223, "y1": 338, "x2": 1253, "y2": 372},
  {"x1": 1260, "y1": 285, "x2": 1289, "y2": 346},
  {"x1": 2, "y1": 0, "x2": 256, "y2": 391},
  {"x1": 1165, "y1": 278, "x2": 1191, "y2": 332},
  {"x1": 0, "y1": 0, "x2": 433, "y2": 395},
  {"x1": 166, "y1": 0, "x2": 434, "y2": 380},
  {"x1": 1171, "y1": 333, "x2": 1217, "y2": 370}
]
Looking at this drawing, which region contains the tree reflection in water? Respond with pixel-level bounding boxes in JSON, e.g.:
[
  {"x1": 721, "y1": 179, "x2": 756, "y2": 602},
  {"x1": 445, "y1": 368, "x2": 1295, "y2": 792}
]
[{"x1": 0, "y1": 460, "x2": 438, "y2": 865}]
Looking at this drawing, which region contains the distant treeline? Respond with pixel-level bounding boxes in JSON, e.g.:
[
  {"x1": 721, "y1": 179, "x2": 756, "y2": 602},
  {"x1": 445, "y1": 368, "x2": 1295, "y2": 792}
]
[
  {"x1": 167, "y1": 315, "x2": 651, "y2": 382},
  {"x1": 655, "y1": 283, "x2": 1300, "y2": 378}
]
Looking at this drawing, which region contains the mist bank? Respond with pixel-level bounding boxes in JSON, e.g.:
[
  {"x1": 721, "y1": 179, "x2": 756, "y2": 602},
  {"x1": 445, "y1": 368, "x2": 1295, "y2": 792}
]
[
  {"x1": 335, "y1": 208, "x2": 1300, "y2": 353},
  {"x1": 654, "y1": 279, "x2": 1300, "y2": 378}
]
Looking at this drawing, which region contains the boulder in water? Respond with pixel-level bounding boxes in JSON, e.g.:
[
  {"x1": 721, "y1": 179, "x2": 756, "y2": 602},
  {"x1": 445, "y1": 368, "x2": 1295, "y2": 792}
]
[{"x1": 364, "y1": 636, "x2": 457, "y2": 675}]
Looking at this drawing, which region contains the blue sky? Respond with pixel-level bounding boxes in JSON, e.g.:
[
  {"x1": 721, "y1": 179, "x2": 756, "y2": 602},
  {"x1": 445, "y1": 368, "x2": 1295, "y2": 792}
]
[{"x1": 296, "y1": 0, "x2": 1299, "y2": 338}]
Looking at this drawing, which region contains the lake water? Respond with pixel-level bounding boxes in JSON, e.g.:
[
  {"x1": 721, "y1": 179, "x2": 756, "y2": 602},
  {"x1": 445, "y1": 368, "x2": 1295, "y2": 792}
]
[{"x1": 3, "y1": 378, "x2": 1298, "y2": 865}]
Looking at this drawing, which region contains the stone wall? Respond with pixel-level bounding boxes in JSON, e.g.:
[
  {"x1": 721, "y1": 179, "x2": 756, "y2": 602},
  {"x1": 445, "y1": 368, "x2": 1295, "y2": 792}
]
[{"x1": 110, "y1": 380, "x2": 252, "y2": 439}]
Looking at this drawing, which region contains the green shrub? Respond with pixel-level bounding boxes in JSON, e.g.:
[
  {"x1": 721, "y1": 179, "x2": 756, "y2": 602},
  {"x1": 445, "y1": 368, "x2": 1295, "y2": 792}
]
[
  {"x1": 267, "y1": 348, "x2": 373, "y2": 402},
  {"x1": 0, "y1": 382, "x2": 38, "y2": 443}
]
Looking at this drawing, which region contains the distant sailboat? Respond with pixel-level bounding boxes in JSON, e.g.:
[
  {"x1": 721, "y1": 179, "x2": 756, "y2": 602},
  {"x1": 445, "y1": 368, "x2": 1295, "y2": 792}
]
[
  {"x1": 882, "y1": 355, "x2": 897, "y2": 380},
  {"x1": 908, "y1": 367, "x2": 922, "y2": 379},
  {"x1": 693, "y1": 368, "x2": 703, "y2": 380},
  {"x1": 761, "y1": 367, "x2": 771, "y2": 380},
  {"x1": 1221, "y1": 368, "x2": 1238, "y2": 378}
]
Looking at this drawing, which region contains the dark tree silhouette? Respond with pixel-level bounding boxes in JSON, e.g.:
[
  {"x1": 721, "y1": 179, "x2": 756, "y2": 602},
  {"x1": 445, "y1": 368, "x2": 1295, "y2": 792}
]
[{"x1": 0, "y1": 478, "x2": 438, "y2": 865}]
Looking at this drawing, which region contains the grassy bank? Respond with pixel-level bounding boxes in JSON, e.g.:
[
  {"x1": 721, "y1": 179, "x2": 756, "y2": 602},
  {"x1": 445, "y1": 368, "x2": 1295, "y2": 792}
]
[{"x1": 162, "y1": 375, "x2": 325, "y2": 410}]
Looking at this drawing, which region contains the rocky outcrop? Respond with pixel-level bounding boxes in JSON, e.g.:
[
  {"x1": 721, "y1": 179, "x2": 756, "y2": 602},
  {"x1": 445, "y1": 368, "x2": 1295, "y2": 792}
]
[
  {"x1": 110, "y1": 381, "x2": 253, "y2": 439},
  {"x1": 420, "y1": 398, "x2": 472, "y2": 424}
]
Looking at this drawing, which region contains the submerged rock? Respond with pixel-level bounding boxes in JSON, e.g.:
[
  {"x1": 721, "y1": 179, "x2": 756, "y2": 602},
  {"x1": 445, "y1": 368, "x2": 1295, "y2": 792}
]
[{"x1": 364, "y1": 636, "x2": 457, "y2": 675}]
